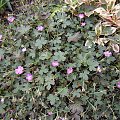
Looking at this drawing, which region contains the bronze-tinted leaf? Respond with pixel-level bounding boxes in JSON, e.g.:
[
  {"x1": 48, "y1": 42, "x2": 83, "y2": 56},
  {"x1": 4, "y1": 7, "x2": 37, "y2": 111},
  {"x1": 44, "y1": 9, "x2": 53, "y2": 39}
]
[
  {"x1": 69, "y1": 101, "x2": 83, "y2": 114},
  {"x1": 36, "y1": 12, "x2": 51, "y2": 20},
  {"x1": 67, "y1": 32, "x2": 81, "y2": 42}
]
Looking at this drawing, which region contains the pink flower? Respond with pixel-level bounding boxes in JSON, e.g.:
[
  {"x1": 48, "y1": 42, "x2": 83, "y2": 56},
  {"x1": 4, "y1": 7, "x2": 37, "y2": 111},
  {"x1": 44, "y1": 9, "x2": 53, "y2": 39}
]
[
  {"x1": 78, "y1": 13, "x2": 85, "y2": 19},
  {"x1": 15, "y1": 66, "x2": 24, "y2": 74},
  {"x1": 0, "y1": 34, "x2": 2, "y2": 40},
  {"x1": 51, "y1": 61, "x2": 59, "y2": 67},
  {"x1": 59, "y1": 117, "x2": 65, "y2": 120},
  {"x1": 26, "y1": 73, "x2": 33, "y2": 82},
  {"x1": 36, "y1": 25, "x2": 44, "y2": 31},
  {"x1": 1, "y1": 98, "x2": 4, "y2": 103},
  {"x1": 81, "y1": 22, "x2": 86, "y2": 26},
  {"x1": 96, "y1": 66, "x2": 102, "y2": 72},
  {"x1": 10, "y1": 118, "x2": 16, "y2": 120},
  {"x1": 47, "y1": 112, "x2": 53, "y2": 116},
  {"x1": 22, "y1": 48, "x2": 26, "y2": 52},
  {"x1": 103, "y1": 51, "x2": 112, "y2": 57},
  {"x1": 67, "y1": 67, "x2": 73, "y2": 75},
  {"x1": 116, "y1": 81, "x2": 120, "y2": 89},
  {"x1": 30, "y1": 1, "x2": 34, "y2": 4},
  {"x1": 7, "y1": 16, "x2": 15, "y2": 23}
]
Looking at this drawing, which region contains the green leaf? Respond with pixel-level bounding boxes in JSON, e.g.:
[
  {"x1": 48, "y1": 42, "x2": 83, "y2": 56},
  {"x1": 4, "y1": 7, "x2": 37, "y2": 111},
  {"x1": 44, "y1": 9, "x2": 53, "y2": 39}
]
[
  {"x1": 62, "y1": 20, "x2": 71, "y2": 28},
  {"x1": 52, "y1": 37, "x2": 61, "y2": 45},
  {"x1": 13, "y1": 83, "x2": 30, "y2": 93},
  {"x1": 33, "y1": 29, "x2": 41, "y2": 37},
  {"x1": 0, "y1": 48, "x2": 5, "y2": 56},
  {"x1": 53, "y1": 51, "x2": 66, "y2": 61},
  {"x1": 35, "y1": 37, "x2": 47, "y2": 49},
  {"x1": 80, "y1": 70, "x2": 89, "y2": 80},
  {"x1": 50, "y1": 7, "x2": 62, "y2": 18},
  {"x1": 115, "y1": 104, "x2": 120, "y2": 113},
  {"x1": 106, "y1": 56, "x2": 116, "y2": 64},
  {"x1": 44, "y1": 74, "x2": 55, "y2": 90},
  {"x1": 17, "y1": 25, "x2": 31, "y2": 35},
  {"x1": 72, "y1": 89, "x2": 81, "y2": 97},
  {"x1": 39, "y1": 51, "x2": 52, "y2": 60},
  {"x1": 47, "y1": 94, "x2": 59, "y2": 105},
  {"x1": 0, "y1": 104, "x2": 6, "y2": 114},
  {"x1": 87, "y1": 60, "x2": 99, "y2": 71},
  {"x1": 67, "y1": 32, "x2": 81, "y2": 42},
  {"x1": 6, "y1": 0, "x2": 13, "y2": 11},
  {"x1": 39, "y1": 65, "x2": 49, "y2": 75},
  {"x1": 85, "y1": 40, "x2": 93, "y2": 48},
  {"x1": 57, "y1": 87, "x2": 68, "y2": 97},
  {"x1": 29, "y1": 50, "x2": 36, "y2": 58}
]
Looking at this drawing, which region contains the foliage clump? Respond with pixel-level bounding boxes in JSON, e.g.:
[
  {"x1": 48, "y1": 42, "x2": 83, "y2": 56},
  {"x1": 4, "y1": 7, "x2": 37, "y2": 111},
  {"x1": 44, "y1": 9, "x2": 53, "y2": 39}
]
[{"x1": 0, "y1": 0, "x2": 120, "y2": 119}]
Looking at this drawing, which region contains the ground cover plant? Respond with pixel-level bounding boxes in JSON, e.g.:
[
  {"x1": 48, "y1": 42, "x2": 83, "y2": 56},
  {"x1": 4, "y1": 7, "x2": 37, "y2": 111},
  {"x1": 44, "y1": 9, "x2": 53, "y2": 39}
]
[{"x1": 0, "y1": 0, "x2": 120, "y2": 120}]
